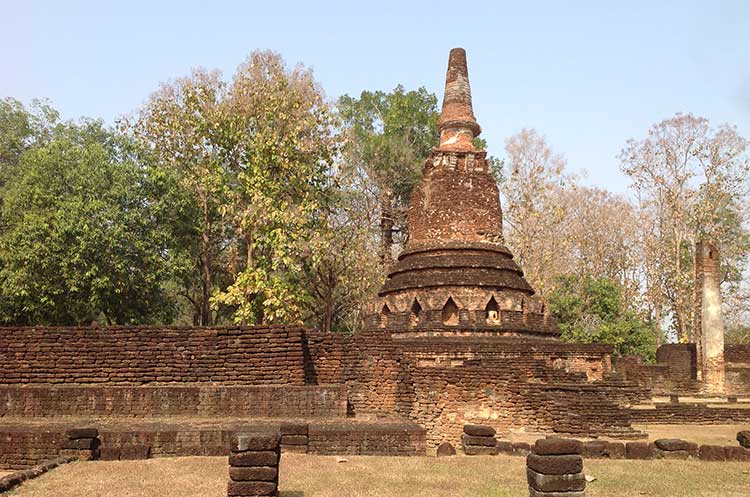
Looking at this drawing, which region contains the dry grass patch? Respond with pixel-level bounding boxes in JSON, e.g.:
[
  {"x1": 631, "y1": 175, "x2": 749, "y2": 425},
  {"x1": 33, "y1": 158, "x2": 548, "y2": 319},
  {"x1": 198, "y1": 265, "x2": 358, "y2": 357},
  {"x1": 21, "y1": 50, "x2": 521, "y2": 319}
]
[{"x1": 8, "y1": 454, "x2": 750, "y2": 497}]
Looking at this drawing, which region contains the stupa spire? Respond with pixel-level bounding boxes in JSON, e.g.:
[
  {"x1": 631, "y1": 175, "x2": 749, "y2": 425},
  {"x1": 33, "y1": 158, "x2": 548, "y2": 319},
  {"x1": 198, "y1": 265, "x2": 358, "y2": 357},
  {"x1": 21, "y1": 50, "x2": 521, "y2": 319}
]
[{"x1": 438, "y1": 48, "x2": 481, "y2": 151}]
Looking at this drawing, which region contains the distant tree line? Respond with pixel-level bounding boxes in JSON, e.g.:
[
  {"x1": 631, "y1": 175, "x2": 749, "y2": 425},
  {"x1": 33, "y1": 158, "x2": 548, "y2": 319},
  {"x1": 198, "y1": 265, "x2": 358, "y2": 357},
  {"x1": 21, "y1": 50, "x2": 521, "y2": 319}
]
[{"x1": 1, "y1": 50, "x2": 749, "y2": 361}]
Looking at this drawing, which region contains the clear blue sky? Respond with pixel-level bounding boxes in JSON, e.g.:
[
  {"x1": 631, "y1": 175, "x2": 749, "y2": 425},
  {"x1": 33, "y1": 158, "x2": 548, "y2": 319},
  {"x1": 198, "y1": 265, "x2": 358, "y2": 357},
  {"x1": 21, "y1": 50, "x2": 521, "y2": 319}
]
[{"x1": 3, "y1": 0, "x2": 749, "y2": 193}]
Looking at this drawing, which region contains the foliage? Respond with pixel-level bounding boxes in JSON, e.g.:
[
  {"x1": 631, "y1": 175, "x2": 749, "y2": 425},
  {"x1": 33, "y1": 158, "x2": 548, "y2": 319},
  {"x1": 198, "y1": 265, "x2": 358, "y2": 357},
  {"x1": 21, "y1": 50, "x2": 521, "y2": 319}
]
[
  {"x1": 0, "y1": 110, "x2": 179, "y2": 325},
  {"x1": 337, "y1": 86, "x2": 439, "y2": 261},
  {"x1": 126, "y1": 69, "x2": 231, "y2": 325},
  {"x1": 211, "y1": 51, "x2": 338, "y2": 325},
  {"x1": 129, "y1": 51, "x2": 338, "y2": 326},
  {"x1": 547, "y1": 275, "x2": 658, "y2": 361},
  {"x1": 619, "y1": 113, "x2": 750, "y2": 341}
]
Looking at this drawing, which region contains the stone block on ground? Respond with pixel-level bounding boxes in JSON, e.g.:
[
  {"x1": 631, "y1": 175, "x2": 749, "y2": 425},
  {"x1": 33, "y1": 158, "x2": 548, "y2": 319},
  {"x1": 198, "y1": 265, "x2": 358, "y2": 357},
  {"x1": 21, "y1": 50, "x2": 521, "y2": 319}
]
[
  {"x1": 526, "y1": 454, "x2": 583, "y2": 475},
  {"x1": 228, "y1": 466, "x2": 278, "y2": 482},
  {"x1": 227, "y1": 480, "x2": 277, "y2": 496},
  {"x1": 582, "y1": 440, "x2": 608, "y2": 458},
  {"x1": 528, "y1": 490, "x2": 585, "y2": 497},
  {"x1": 737, "y1": 430, "x2": 750, "y2": 449},
  {"x1": 527, "y1": 468, "x2": 586, "y2": 493},
  {"x1": 463, "y1": 445, "x2": 498, "y2": 456},
  {"x1": 725, "y1": 446, "x2": 750, "y2": 461},
  {"x1": 436, "y1": 442, "x2": 456, "y2": 457},
  {"x1": 229, "y1": 451, "x2": 280, "y2": 467},
  {"x1": 496, "y1": 441, "x2": 514, "y2": 454},
  {"x1": 512, "y1": 442, "x2": 531, "y2": 455},
  {"x1": 606, "y1": 442, "x2": 625, "y2": 459},
  {"x1": 463, "y1": 424, "x2": 496, "y2": 437},
  {"x1": 698, "y1": 445, "x2": 726, "y2": 461},
  {"x1": 461, "y1": 434, "x2": 497, "y2": 447},
  {"x1": 625, "y1": 442, "x2": 651, "y2": 460},
  {"x1": 231, "y1": 432, "x2": 282, "y2": 452},
  {"x1": 653, "y1": 438, "x2": 696, "y2": 452},
  {"x1": 534, "y1": 438, "x2": 582, "y2": 455}
]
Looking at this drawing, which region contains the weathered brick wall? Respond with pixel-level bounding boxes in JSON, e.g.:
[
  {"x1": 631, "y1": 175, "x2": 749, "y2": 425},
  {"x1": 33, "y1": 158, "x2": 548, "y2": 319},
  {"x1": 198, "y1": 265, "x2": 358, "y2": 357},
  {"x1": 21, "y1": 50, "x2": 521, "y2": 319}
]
[
  {"x1": 407, "y1": 360, "x2": 642, "y2": 447},
  {"x1": 726, "y1": 367, "x2": 750, "y2": 395},
  {"x1": 0, "y1": 385, "x2": 346, "y2": 418},
  {"x1": 0, "y1": 420, "x2": 426, "y2": 469},
  {"x1": 307, "y1": 421, "x2": 426, "y2": 456},
  {"x1": 0, "y1": 431, "x2": 64, "y2": 469},
  {"x1": 0, "y1": 326, "x2": 305, "y2": 385},
  {"x1": 616, "y1": 343, "x2": 750, "y2": 395},
  {"x1": 726, "y1": 345, "x2": 750, "y2": 364},
  {"x1": 629, "y1": 404, "x2": 750, "y2": 424}
]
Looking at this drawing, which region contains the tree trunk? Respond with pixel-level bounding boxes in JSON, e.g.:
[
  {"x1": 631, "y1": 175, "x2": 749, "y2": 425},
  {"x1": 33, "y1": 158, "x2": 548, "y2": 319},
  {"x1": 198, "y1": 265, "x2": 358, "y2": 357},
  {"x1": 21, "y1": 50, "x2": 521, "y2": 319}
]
[
  {"x1": 380, "y1": 194, "x2": 394, "y2": 264},
  {"x1": 200, "y1": 197, "x2": 213, "y2": 326}
]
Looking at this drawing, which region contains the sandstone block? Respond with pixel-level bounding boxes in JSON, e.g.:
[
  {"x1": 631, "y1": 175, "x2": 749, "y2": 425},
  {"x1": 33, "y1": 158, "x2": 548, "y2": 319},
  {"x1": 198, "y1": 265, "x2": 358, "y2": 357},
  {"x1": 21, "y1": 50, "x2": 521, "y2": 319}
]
[
  {"x1": 534, "y1": 438, "x2": 582, "y2": 455},
  {"x1": 698, "y1": 445, "x2": 726, "y2": 461},
  {"x1": 737, "y1": 430, "x2": 750, "y2": 449},
  {"x1": 655, "y1": 449, "x2": 690, "y2": 460},
  {"x1": 229, "y1": 466, "x2": 278, "y2": 482},
  {"x1": 281, "y1": 445, "x2": 308, "y2": 454},
  {"x1": 527, "y1": 468, "x2": 586, "y2": 493},
  {"x1": 625, "y1": 442, "x2": 652, "y2": 459},
  {"x1": 512, "y1": 442, "x2": 531, "y2": 455},
  {"x1": 528, "y1": 489, "x2": 585, "y2": 497},
  {"x1": 496, "y1": 441, "x2": 514, "y2": 454},
  {"x1": 463, "y1": 424, "x2": 496, "y2": 437},
  {"x1": 461, "y1": 434, "x2": 497, "y2": 447},
  {"x1": 463, "y1": 445, "x2": 498, "y2": 456},
  {"x1": 230, "y1": 451, "x2": 280, "y2": 467},
  {"x1": 227, "y1": 480, "x2": 277, "y2": 496},
  {"x1": 231, "y1": 432, "x2": 281, "y2": 452},
  {"x1": 725, "y1": 446, "x2": 750, "y2": 461},
  {"x1": 280, "y1": 435, "x2": 307, "y2": 446},
  {"x1": 436, "y1": 442, "x2": 456, "y2": 457},
  {"x1": 582, "y1": 440, "x2": 608, "y2": 458},
  {"x1": 606, "y1": 442, "x2": 625, "y2": 459},
  {"x1": 654, "y1": 438, "x2": 696, "y2": 452},
  {"x1": 526, "y1": 454, "x2": 583, "y2": 475}
]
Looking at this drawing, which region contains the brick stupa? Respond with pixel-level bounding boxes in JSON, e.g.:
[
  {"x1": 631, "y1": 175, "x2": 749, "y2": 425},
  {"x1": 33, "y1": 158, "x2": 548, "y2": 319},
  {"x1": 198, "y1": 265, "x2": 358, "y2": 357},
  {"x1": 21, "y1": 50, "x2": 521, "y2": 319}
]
[{"x1": 365, "y1": 48, "x2": 559, "y2": 339}]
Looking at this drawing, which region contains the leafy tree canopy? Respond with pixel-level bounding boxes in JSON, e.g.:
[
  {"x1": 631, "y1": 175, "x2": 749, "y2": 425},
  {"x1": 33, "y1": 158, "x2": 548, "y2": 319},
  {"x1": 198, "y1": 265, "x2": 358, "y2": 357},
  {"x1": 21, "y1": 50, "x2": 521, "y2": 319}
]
[
  {"x1": 547, "y1": 275, "x2": 658, "y2": 361},
  {"x1": 0, "y1": 103, "x2": 181, "y2": 325}
]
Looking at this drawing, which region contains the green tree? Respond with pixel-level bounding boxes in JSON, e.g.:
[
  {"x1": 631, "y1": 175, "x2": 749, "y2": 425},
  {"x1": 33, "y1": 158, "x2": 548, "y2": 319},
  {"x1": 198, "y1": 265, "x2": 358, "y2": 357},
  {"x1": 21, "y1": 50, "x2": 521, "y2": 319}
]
[
  {"x1": 337, "y1": 86, "x2": 439, "y2": 262},
  {"x1": 547, "y1": 275, "x2": 658, "y2": 361},
  {"x1": 127, "y1": 69, "x2": 231, "y2": 325},
  {"x1": 0, "y1": 113, "x2": 179, "y2": 325},
  {"x1": 211, "y1": 51, "x2": 338, "y2": 324}
]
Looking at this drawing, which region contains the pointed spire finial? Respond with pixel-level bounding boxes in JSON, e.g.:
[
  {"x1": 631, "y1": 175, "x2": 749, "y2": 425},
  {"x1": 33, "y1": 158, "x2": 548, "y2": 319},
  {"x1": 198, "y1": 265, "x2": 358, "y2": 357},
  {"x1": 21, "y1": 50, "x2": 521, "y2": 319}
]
[{"x1": 438, "y1": 48, "x2": 481, "y2": 151}]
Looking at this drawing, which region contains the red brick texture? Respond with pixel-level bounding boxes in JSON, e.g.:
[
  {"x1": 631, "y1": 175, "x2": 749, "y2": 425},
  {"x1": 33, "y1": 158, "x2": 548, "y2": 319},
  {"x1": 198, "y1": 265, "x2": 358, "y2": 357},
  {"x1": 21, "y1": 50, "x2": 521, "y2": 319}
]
[{"x1": 0, "y1": 326, "x2": 305, "y2": 385}]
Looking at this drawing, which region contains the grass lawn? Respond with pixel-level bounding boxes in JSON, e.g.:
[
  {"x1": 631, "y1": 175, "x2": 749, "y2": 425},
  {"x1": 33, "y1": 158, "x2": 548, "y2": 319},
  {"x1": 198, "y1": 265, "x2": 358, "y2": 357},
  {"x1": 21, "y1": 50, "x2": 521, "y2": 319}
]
[{"x1": 8, "y1": 454, "x2": 750, "y2": 497}]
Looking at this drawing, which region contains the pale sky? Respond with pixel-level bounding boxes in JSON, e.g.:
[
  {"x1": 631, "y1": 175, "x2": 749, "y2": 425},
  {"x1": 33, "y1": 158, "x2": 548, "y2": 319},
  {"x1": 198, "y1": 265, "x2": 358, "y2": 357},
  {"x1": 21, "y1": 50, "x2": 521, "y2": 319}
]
[{"x1": 2, "y1": 0, "x2": 749, "y2": 194}]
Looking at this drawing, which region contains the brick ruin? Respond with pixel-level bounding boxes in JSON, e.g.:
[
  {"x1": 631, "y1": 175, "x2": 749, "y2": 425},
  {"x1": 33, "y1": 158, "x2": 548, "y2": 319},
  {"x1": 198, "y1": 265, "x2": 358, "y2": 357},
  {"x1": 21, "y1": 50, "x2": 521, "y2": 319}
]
[
  {"x1": 615, "y1": 240, "x2": 750, "y2": 416},
  {"x1": 1, "y1": 48, "x2": 749, "y2": 470}
]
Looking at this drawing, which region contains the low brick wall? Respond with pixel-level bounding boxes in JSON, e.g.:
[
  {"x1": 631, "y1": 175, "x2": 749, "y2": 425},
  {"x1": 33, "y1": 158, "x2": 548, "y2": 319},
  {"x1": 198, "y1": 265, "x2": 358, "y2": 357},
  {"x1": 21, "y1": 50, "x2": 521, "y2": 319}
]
[
  {"x1": 0, "y1": 431, "x2": 65, "y2": 470},
  {"x1": 629, "y1": 404, "x2": 750, "y2": 424},
  {"x1": 0, "y1": 326, "x2": 305, "y2": 386},
  {"x1": 0, "y1": 385, "x2": 346, "y2": 418},
  {"x1": 307, "y1": 421, "x2": 426, "y2": 456}
]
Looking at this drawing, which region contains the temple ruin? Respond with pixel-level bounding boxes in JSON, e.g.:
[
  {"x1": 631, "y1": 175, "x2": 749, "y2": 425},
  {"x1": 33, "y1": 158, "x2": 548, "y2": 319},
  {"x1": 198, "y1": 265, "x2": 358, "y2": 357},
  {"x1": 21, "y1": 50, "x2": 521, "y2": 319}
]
[{"x1": 1, "y1": 48, "x2": 749, "y2": 470}]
